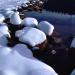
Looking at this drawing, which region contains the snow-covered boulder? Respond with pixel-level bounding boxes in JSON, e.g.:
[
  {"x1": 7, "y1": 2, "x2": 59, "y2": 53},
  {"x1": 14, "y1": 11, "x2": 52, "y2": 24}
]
[
  {"x1": 0, "y1": 24, "x2": 10, "y2": 46},
  {"x1": 21, "y1": 3, "x2": 28, "y2": 7},
  {"x1": 1, "y1": 8, "x2": 14, "y2": 18},
  {"x1": 4, "y1": 10, "x2": 14, "y2": 18},
  {"x1": 15, "y1": 27, "x2": 46, "y2": 47},
  {"x1": 70, "y1": 69, "x2": 75, "y2": 75},
  {"x1": 70, "y1": 37, "x2": 75, "y2": 48},
  {"x1": 0, "y1": 46, "x2": 58, "y2": 75},
  {"x1": 0, "y1": 24, "x2": 10, "y2": 37},
  {"x1": 21, "y1": 17, "x2": 38, "y2": 27},
  {"x1": 10, "y1": 11, "x2": 22, "y2": 25},
  {"x1": 16, "y1": 27, "x2": 46, "y2": 46},
  {"x1": 15, "y1": 30, "x2": 24, "y2": 38},
  {"x1": 12, "y1": 44, "x2": 33, "y2": 58},
  {"x1": 0, "y1": 14, "x2": 5, "y2": 23},
  {"x1": 38, "y1": 21, "x2": 54, "y2": 36}
]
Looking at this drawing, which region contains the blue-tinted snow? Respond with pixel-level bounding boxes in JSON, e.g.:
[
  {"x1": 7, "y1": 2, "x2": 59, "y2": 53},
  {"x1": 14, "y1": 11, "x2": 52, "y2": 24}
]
[
  {"x1": 0, "y1": 0, "x2": 29, "y2": 10},
  {"x1": 0, "y1": 46, "x2": 58, "y2": 75}
]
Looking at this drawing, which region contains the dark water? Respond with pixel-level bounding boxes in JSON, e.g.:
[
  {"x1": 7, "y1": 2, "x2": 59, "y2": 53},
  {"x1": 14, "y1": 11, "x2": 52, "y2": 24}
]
[
  {"x1": 24, "y1": 11, "x2": 75, "y2": 36},
  {"x1": 24, "y1": 11, "x2": 75, "y2": 75},
  {"x1": 44, "y1": 0, "x2": 75, "y2": 14}
]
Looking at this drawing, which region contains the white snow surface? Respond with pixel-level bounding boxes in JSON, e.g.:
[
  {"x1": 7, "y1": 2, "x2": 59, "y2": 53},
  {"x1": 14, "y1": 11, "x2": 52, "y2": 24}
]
[
  {"x1": 10, "y1": 12, "x2": 22, "y2": 25},
  {"x1": 0, "y1": 46, "x2": 58, "y2": 75},
  {"x1": 38, "y1": 21, "x2": 54, "y2": 36},
  {"x1": 12, "y1": 44, "x2": 33, "y2": 58},
  {"x1": 70, "y1": 69, "x2": 75, "y2": 75},
  {"x1": 0, "y1": 0, "x2": 29, "y2": 10},
  {"x1": 15, "y1": 27, "x2": 46, "y2": 47},
  {"x1": 0, "y1": 14, "x2": 5, "y2": 23},
  {"x1": 22, "y1": 17, "x2": 38, "y2": 27},
  {"x1": 0, "y1": 24, "x2": 10, "y2": 46},
  {"x1": 70, "y1": 37, "x2": 75, "y2": 48}
]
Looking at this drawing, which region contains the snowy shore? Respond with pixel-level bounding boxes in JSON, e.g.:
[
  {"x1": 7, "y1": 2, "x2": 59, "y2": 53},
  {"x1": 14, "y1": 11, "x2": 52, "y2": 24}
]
[{"x1": 0, "y1": 0, "x2": 29, "y2": 10}]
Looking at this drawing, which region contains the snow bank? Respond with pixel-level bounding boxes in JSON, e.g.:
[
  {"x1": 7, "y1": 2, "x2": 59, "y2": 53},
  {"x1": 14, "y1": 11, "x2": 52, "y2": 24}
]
[{"x1": 0, "y1": 0, "x2": 29, "y2": 10}]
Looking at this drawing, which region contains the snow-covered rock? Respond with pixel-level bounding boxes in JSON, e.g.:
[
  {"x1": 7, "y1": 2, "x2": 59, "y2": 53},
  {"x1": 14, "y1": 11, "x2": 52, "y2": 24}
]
[
  {"x1": 0, "y1": 24, "x2": 8, "y2": 31},
  {"x1": 15, "y1": 27, "x2": 46, "y2": 47},
  {"x1": 70, "y1": 69, "x2": 75, "y2": 75},
  {"x1": 38, "y1": 21, "x2": 54, "y2": 36},
  {"x1": 0, "y1": 24, "x2": 10, "y2": 37},
  {"x1": 70, "y1": 37, "x2": 75, "y2": 48},
  {"x1": 10, "y1": 11, "x2": 22, "y2": 25},
  {"x1": 15, "y1": 30, "x2": 24, "y2": 38},
  {"x1": 0, "y1": 14, "x2": 5, "y2": 23},
  {"x1": 12, "y1": 44, "x2": 33, "y2": 58},
  {"x1": 21, "y1": 17, "x2": 38, "y2": 27},
  {"x1": 0, "y1": 46, "x2": 58, "y2": 75},
  {"x1": 21, "y1": 3, "x2": 28, "y2": 7},
  {"x1": 4, "y1": 10, "x2": 14, "y2": 18},
  {"x1": 0, "y1": 24, "x2": 10, "y2": 46}
]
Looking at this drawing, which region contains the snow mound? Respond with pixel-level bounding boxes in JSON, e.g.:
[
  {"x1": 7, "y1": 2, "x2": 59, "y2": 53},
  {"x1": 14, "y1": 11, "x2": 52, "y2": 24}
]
[
  {"x1": 12, "y1": 44, "x2": 33, "y2": 58},
  {"x1": 0, "y1": 69, "x2": 17, "y2": 75},
  {"x1": 10, "y1": 11, "x2": 22, "y2": 25},
  {"x1": 38, "y1": 21, "x2": 54, "y2": 36},
  {"x1": 15, "y1": 27, "x2": 46, "y2": 46},
  {"x1": 0, "y1": 24, "x2": 10, "y2": 46},
  {"x1": 22, "y1": 17, "x2": 38, "y2": 27},
  {"x1": 0, "y1": 46, "x2": 58, "y2": 75},
  {"x1": 0, "y1": 14, "x2": 5, "y2": 23}
]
